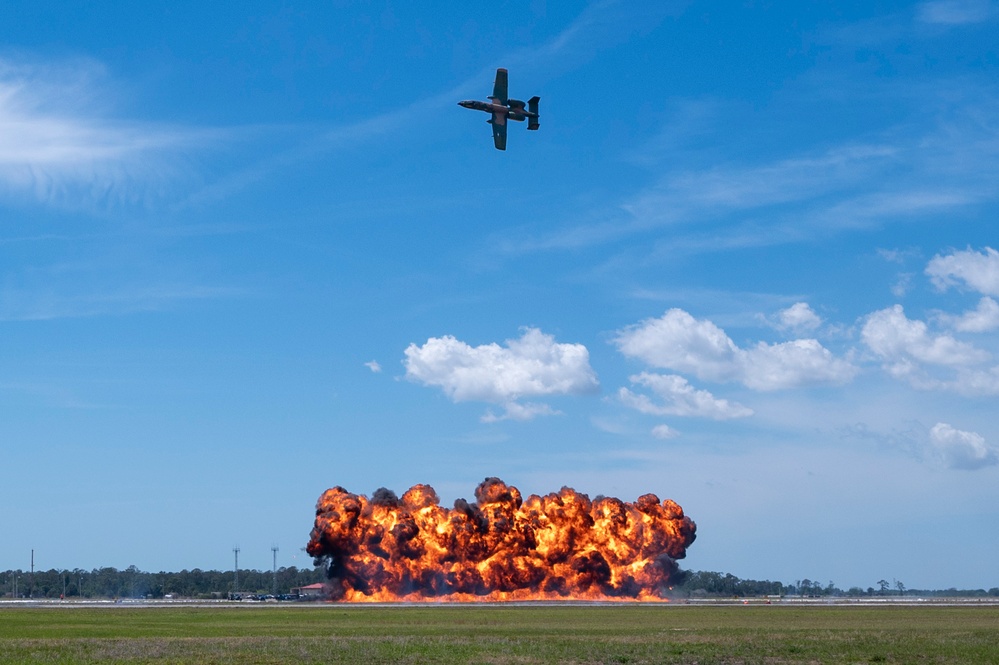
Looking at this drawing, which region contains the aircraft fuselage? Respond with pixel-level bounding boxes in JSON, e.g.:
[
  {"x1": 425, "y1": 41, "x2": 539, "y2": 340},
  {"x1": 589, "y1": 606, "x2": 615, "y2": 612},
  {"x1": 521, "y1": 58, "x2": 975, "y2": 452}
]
[{"x1": 458, "y1": 99, "x2": 537, "y2": 123}]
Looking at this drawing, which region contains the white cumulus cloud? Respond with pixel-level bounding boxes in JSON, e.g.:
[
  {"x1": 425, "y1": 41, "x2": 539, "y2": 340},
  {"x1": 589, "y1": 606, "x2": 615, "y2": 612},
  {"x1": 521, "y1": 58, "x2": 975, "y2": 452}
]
[
  {"x1": 614, "y1": 308, "x2": 739, "y2": 381},
  {"x1": 929, "y1": 423, "x2": 998, "y2": 470},
  {"x1": 775, "y1": 302, "x2": 823, "y2": 334},
  {"x1": 862, "y1": 305, "x2": 988, "y2": 372},
  {"x1": 861, "y1": 305, "x2": 999, "y2": 394},
  {"x1": 481, "y1": 402, "x2": 559, "y2": 423},
  {"x1": 618, "y1": 372, "x2": 753, "y2": 420},
  {"x1": 945, "y1": 296, "x2": 999, "y2": 333},
  {"x1": 926, "y1": 247, "x2": 999, "y2": 296},
  {"x1": 403, "y1": 327, "x2": 599, "y2": 422},
  {"x1": 614, "y1": 308, "x2": 856, "y2": 391},
  {"x1": 739, "y1": 339, "x2": 853, "y2": 391},
  {"x1": 651, "y1": 424, "x2": 680, "y2": 440}
]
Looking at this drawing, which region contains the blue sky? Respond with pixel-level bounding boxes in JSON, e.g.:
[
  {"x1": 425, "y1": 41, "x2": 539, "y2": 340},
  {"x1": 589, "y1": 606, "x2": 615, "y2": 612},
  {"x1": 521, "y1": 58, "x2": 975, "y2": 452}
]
[{"x1": 2, "y1": 0, "x2": 997, "y2": 591}]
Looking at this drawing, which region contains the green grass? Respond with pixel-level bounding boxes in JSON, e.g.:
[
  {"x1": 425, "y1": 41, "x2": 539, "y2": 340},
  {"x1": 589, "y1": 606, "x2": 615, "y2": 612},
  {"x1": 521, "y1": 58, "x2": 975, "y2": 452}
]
[{"x1": 2, "y1": 604, "x2": 998, "y2": 664}]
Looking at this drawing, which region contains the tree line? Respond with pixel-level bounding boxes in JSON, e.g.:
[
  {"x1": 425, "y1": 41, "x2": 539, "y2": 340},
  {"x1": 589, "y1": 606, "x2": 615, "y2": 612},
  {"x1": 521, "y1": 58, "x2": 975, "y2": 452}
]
[
  {"x1": 0, "y1": 565, "x2": 325, "y2": 599},
  {"x1": 672, "y1": 571, "x2": 999, "y2": 599},
  {"x1": 3, "y1": 566, "x2": 997, "y2": 599}
]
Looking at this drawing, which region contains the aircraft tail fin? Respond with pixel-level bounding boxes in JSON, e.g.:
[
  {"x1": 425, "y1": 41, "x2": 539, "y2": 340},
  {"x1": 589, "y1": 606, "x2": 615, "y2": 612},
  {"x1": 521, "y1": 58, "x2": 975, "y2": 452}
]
[{"x1": 527, "y1": 96, "x2": 540, "y2": 130}]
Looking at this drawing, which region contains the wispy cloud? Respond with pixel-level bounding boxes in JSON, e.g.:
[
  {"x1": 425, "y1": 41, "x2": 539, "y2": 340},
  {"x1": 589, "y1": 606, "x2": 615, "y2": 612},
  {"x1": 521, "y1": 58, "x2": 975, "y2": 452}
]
[
  {"x1": 916, "y1": 0, "x2": 995, "y2": 25},
  {"x1": 0, "y1": 281, "x2": 240, "y2": 321},
  {"x1": 0, "y1": 56, "x2": 226, "y2": 210},
  {"x1": 0, "y1": 379, "x2": 118, "y2": 410},
  {"x1": 503, "y1": 113, "x2": 997, "y2": 255},
  {"x1": 493, "y1": 4, "x2": 999, "y2": 261}
]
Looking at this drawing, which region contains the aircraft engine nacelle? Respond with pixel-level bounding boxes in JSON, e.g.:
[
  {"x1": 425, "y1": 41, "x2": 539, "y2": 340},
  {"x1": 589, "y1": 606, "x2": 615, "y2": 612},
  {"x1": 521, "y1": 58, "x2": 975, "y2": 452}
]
[{"x1": 508, "y1": 98, "x2": 526, "y2": 109}]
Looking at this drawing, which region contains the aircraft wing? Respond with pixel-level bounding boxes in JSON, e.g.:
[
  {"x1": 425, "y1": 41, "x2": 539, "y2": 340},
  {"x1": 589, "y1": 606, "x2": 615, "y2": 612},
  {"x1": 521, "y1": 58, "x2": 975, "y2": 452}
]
[
  {"x1": 491, "y1": 113, "x2": 507, "y2": 150},
  {"x1": 491, "y1": 68, "x2": 509, "y2": 105}
]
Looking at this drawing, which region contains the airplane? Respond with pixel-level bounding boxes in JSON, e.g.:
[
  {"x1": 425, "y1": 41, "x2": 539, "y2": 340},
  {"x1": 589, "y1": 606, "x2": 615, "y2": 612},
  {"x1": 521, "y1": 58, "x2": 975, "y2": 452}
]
[{"x1": 458, "y1": 68, "x2": 539, "y2": 150}]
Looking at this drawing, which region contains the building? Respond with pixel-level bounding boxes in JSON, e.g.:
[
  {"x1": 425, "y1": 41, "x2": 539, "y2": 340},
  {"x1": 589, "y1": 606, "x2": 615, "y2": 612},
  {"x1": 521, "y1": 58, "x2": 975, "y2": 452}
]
[{"x1": 292, "y1": 583, "x2": 325, "y2": 599}]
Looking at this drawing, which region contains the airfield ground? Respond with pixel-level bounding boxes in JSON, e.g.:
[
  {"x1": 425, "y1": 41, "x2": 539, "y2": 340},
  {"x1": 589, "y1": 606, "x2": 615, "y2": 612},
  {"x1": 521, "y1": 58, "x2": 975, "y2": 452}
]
[{"x1": 2, "y1": 601, "x2": 998, "y2": 663}]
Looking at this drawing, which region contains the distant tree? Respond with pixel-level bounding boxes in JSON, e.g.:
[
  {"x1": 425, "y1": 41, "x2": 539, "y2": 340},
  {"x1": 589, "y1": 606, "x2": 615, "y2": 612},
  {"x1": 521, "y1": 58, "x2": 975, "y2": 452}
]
[{"x1": 22, "y1": 565, "x2": 999, "y2": 601}]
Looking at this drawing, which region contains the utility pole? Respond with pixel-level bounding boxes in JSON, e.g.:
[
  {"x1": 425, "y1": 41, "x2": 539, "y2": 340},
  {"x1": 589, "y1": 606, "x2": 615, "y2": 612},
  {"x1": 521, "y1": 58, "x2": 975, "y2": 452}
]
[
  {"x1": 233, "y1": 546, "x2": 240, "y2": 594},
  {"x1": 30, "y1": 549, "x2": 34, "y2": 599},
  {"x1": 272, "y1": 545, "x2": 279, "y2": 596}
]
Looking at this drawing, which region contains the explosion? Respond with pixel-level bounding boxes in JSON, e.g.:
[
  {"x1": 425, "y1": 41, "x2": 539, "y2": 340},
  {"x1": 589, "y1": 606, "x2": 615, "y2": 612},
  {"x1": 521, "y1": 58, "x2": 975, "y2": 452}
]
[{"x1": 306, "y1": 477, "x2": 696, "y2": 601}]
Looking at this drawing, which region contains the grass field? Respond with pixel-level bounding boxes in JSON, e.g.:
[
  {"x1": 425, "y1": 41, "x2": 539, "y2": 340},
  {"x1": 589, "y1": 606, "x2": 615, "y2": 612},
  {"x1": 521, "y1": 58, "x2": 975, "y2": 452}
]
[{"x1": 2, "y1": 603, "x2": 998, "y2": 664}]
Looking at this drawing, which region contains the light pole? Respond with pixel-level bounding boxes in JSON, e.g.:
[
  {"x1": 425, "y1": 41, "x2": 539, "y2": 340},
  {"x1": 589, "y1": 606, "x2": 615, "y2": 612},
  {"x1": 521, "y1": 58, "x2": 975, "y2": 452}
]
[
  {"x1": 272, "y1": 546, "x2": 279, "y2": 596},
  {"x1": 233, "y1": 546, "x2": 240, "y2": 595}
]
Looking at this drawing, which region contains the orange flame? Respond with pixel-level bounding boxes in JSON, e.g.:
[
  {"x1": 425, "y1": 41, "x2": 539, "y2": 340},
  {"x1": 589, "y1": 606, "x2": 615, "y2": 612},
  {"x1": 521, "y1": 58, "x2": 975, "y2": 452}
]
[{"x1": 306, "y1": 477, "x2": 696, "y2": 601}]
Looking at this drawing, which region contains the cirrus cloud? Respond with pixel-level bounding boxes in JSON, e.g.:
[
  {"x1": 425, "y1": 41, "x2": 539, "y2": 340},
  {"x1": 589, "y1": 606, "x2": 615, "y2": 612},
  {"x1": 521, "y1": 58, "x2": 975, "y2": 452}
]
[
  {"x1": 916, "y1": 0, "x2": 994, "y2": 25},
  {"x1": 0, "y1": 56, "x2": 223, "y2": 209}
]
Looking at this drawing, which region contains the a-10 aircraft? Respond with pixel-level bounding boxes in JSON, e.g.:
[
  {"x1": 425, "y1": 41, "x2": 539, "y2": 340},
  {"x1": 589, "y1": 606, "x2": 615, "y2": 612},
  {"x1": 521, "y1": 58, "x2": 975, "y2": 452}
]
[{"x1": 458, "y1": 68, "x2": 539, "y2": 150}]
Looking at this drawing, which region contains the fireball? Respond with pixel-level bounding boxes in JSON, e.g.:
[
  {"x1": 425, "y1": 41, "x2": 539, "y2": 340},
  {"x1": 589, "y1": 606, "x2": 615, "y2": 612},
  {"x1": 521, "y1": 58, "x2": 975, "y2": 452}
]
[{"x1": 306, "y1": 477, "x2": 696, "y2": 602}]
